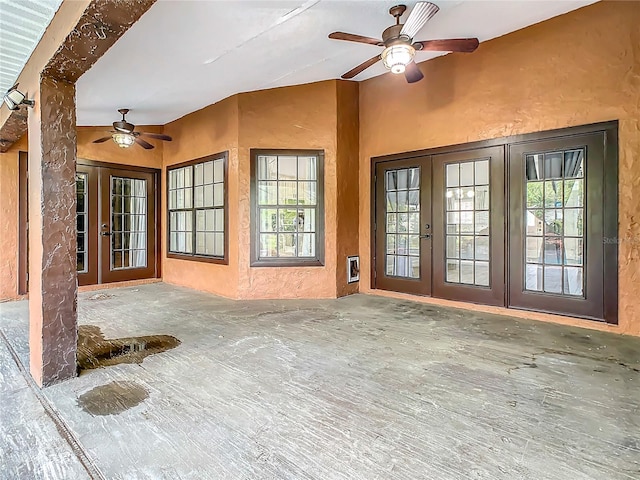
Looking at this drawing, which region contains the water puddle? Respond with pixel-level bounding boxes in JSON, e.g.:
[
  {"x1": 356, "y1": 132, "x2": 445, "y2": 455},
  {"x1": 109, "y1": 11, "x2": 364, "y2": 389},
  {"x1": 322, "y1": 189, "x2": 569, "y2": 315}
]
[
  {"x1": 77, "y1": 325, "x2": 180, "y2": 372},
  {"x1": 78, "y1": 381, "x2": 148, "y2": 416}
]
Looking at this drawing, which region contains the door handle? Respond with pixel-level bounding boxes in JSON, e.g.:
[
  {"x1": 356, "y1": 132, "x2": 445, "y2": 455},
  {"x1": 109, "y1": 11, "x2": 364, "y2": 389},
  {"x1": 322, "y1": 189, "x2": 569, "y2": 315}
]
[
  {"x1": 420, "y1": 234, "x2": 431, "y2": 239},
  {"x1": 101, "y1": 231, "x2": 112, "y2": 237}
]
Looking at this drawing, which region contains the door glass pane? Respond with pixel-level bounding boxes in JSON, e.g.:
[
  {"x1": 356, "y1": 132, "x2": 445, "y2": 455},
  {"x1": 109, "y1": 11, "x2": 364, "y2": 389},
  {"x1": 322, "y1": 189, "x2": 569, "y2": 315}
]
[
  {"x1": 444, "y1": 158, "x2": 490, "y2": 287},
  {"x1": 385, "y1": 167, "x2": 420, "y2": 279},
  {"x1": 76, "y1": 173, "x2": 88, "y2": 273},
  {"x1": 523, "y1": 148, "x2": 585, "y2": 296},
  {"x1": 111, "y1": 176, "x2": 148, "y2": 269}
]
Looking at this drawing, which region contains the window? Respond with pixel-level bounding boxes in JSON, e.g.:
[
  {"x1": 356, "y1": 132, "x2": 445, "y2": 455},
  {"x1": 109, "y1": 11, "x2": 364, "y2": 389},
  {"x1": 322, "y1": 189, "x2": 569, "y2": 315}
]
[
  {"x1": 444, "y1": 159, "x2": 490, "y2": 286},
  {"x1": 250, "y1": 150, "x2": 324, "y2": 266},
  {"x1": 167, "y1": 152, "x2": 228, "y2": 263}
]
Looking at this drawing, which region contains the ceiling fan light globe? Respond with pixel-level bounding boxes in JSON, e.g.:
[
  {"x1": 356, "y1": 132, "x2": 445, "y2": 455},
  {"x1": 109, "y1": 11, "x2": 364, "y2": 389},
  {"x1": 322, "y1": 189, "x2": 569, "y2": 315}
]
[
  {"x1": 381, "y1": 44, "x2": 415, "y2": 74},
  {"x1": 112, "y1": 133, "x2": 135, "y2": 148}
]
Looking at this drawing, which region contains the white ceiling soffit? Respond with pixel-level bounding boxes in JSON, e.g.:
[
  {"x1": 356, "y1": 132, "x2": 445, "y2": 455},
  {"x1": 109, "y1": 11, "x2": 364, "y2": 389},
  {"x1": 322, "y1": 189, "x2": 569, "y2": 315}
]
[
  {"x1": 76, "y1": 0, "x2": 598, "y2": 126},
  {"x1": 0, "y1": 0, "x2": 62, "y2": 93}
]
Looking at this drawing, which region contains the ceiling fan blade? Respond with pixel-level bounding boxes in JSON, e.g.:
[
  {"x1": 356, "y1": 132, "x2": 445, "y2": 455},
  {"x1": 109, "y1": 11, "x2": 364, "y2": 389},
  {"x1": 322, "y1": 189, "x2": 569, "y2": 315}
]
[
  {"x1": 404, "y1": 61, "x2": 424, "y2": 83},
  {"x1": 134, "y1": 137, "x2": 154, "y2": 150},
  {"x1": 400, "y1": 2, "x2": 439, "y2": 39},
  {"x1": 329, "y1": 32, "x2": 383, "y2": 46},
  {"x1": 341, "y1": 55, "x2": 381, "y2": 79},
  {"x1": 140, "y1": 132, "x2": 172, "y2": 141},
  {"x1": 413, "y1": 38, "x2": 479, "y2": 53},
  {"x1": 93, "y1": 136, "x2": 112, "y2": 144}
]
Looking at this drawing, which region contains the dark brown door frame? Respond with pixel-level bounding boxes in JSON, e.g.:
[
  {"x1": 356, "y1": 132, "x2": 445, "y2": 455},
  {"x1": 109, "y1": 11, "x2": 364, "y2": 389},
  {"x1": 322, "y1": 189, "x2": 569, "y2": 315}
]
[
  {"x1": 18, "y1": 152, "x2": 28, "y2": 295},
  {"x1": 371, "y1": 120, "x2": 618, "y2": 324},
  {"x1": 373, "y1": 156, "x2": 432, "y2": 295},
  {"x1": 431, "y1": 146, "x2": 506, "y2": 306},
  {"x1": 76, "y1": 164, "x2": 99, "y2": 286}
]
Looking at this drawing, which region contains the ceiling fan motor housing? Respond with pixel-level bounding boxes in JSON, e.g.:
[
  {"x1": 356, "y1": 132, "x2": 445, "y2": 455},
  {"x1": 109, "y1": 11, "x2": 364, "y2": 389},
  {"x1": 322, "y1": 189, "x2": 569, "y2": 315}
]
[{"x1": 382, "y1": 24, "x2": 411, "y2": 46}]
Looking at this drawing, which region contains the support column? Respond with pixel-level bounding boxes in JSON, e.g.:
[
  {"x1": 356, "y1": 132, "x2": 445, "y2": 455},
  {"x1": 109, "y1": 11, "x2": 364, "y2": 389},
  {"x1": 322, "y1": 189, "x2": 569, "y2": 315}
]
[{"x1": 27, "y1": 75, "x2": 77, "y2": 387}]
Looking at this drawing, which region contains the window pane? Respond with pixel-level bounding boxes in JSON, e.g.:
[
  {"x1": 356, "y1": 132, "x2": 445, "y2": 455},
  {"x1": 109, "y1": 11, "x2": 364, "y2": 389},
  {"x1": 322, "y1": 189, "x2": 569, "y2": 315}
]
[
  {"x1": 544, "y1": 152, "x2": 563, "y2": 179},
  {"x1": 386, "y1": 171, "x2": 397, "y2": 191},
  {"x1": 386, "y1": 255, "x2": 396, "y2": 276},
  {"x1": 299, "y1": 209, "x2": 315, "y2": 232},
  {"x1": 299, "y1": 182, "x2": 316, "y2": 206},
  {"x1": 409, "y1": 256, "x2": 420, "y2": 279},
  {"x1": 564, "y1": 179, "x2": 583, "y2": 207},
  {"x1": 543, "y1": 266, "x2": 562, "y2": 293},
  {"x1": 194, "y1": 186, "x2": 203, "y2": 208},
  {"x1": 397, "y1": 191, "x2": 408, "y2": 212},
  {"x1": 194, "y1": 164, "x2": 204, "y2": 186},
  {"x1": 386, "y1": 192, "x2": 397, "y2": 212},
  {"x1": 298, "y1": 157, "x2": 316, "y2": 180},
  {"x1": 446, "y1": 163, "x2": 459, "y2": 187},
  {"x1": 564, "y1": 237, "x2": 582, "y2": 266},
  {"x1": 203, "y1": 184, "x2": 214, "y2": 207},
  {"x1": 526, "y1": 154, "x2": 543, "y2": 181},
  {"x1": 397, "y1": 213, "x2": 408, "y2": 233},
  {"x1": 544, "y1": 180, "x2": 562, "y2": 208},
  {"x1": 279, "y1": 181, "x2": 297, "y2": 205},
  {"x1": 446, "y1": 235, "x2": 459, "y2": 259},
  {"x1": 475, "y1": 261, "x2": 489, "y2": 287},
  {"x1": 213, "y1": 184, "x2": 224, "y2": 207},
  {"x1": 475, "y1": 236, "x2": 489, "y2": 261},
  {"x1": 408, "y1": 212, "x2": 420, "y2": 233},
  {"x1": 408, "y1": 235, "x2": 419, "y2": 256},
  {"x1": 387, "y1": 213, "x2": 397, "y2": 233},
  {"x1": 278, "y1": 156, "x2": 297, "y2": 180},
  {"x1": 526, "y1": 182, "x2": 543, "y2": 209},
  {"x1": 258, "y1": 156, "x2": 277, "y2": 180},
  {"x1": 475, "y1": 211, "x2": 489, "y2": 234},
  {"x1": 386, "y1": 235, "x2": 396, "y2": 254},
  {"x1": 298, "y1": 233, "x2": 315, "y2": 257},
  {"x1": 475, "y1": 160, "x2": 489, "y2": 185},
  {"x1": 475, "y1": 185, "x2": 489, "y2": 210},
  {"x1": 278, "y1": 209, "x2": 297, "y2": 232},
  {"x1": 460, "y1": 260, "x2": 474, "y2": 284},
  {"x1": 446, "y1": 259, "x2": 460, "y2": 283},
  {"x1": 214, "y1": 209, "x2": 224, "y2": 232},
  {"x1": 278, "y1": 233, "x2": 296, "y2": 256},
  {"x1": 564, "y1": 150, "x2": 583, "y2": 178},
  {"x1": 204, "y1": 161, "x2": 214, "y2": 184},
  {"x1": 525, "y1": 237, "x2": 543, "y2": 263},
  {"x1": 460, "y1": 236, "x2": 474, "y2": 260},
  {"x1": 213, "y1": 159, "x2": 224, "y2": 183},
  {"x1": 409, "y1": 168, "x2": 420, "y2": 189},
  {"x1": 213, "y1": 232, "x2": 224, "y2": 256},
  {"x1": 564, "y1": 267, "x2": 583, "y2": 296},
  {"x1": 205, "y1": 209, "x2": 215, "y2": 231},
  {"x1": 397, "y1": 169, "x2": 408, "y2": 190},
  {"x1": 260, "y1": 234, "x2": 277, "y2": 257},
  {"x1": 260, "y1": 208, "x2": 277, "y2": 232},
  {"x1": 564, "y1": 209, "x2": 583, "y2": 237},
  {"x1": 258, "y1": 181, "x2": 277, "y2": 205},
  {"x1": 460, "y1": 162, "x2": 474, "y2": 186}
]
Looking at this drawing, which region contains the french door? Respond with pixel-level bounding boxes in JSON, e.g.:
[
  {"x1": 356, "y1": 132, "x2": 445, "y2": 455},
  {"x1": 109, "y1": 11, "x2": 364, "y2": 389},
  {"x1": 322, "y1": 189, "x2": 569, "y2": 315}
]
[
  {"x1": 374, "y1": 158, "x2": 432, "y2": 295},
  {"x1": 77, "y1": 163, "x2": 158, "y2": 286},
  {"x1": 372, "y1": 122, "x2": 617, "y2": 323}
]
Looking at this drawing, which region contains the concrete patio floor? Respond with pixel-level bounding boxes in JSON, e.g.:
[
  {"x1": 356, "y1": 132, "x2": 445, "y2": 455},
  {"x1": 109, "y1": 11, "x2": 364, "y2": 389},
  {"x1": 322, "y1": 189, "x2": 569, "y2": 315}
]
[{"x1": 1, "y1": 283, "x2": 639, "y2": 480}]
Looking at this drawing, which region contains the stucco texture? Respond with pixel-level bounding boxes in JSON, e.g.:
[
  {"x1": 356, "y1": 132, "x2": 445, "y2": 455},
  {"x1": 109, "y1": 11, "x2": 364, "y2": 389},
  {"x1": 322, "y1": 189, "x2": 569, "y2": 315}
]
[
  {"x1": 161, "y1": 81, "x2": 360, "y2": 300},
  {"x1": 358, "y1": 1, "x2": 640, "y2": 335}
]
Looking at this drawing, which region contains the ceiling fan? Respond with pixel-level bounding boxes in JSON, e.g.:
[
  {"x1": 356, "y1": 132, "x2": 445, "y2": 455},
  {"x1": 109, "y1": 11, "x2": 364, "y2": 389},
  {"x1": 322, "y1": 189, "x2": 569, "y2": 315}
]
[
  {"x1": 329, "y1": 2, "x2": 479, "y2": 83},
  {"x1": 92, "y1": 109, "x2": 172, "y2": 149}
]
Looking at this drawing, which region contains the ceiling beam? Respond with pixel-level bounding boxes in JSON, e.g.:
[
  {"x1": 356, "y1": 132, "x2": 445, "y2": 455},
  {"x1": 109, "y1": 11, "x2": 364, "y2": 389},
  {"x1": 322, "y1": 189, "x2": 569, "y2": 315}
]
[{"x1": 0, "y1": 0, "x2": 156, "y2": 152}]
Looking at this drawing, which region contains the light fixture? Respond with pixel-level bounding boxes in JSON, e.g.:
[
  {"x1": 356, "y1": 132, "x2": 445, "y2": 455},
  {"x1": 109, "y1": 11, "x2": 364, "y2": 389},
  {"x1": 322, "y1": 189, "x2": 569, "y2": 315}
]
[
  {"x1": 381, "y1": 44, "x2": 416, "y2": 74},
  {"x1": 3, "y1": 83, "x2": 35, "y2": 111},
  {"x1": 112, "y1": 132, "x2": 135, "y2": 148}
]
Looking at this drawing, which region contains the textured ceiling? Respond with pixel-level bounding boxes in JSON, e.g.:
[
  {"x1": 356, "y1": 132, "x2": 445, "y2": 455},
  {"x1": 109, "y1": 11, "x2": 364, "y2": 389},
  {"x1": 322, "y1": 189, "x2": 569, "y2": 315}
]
[
  {"x1": 75, "y1": 0, "x2": 597, "y2": 127},
  {"x1": 0, "y1": 0, "x2": 62, "y2": 93}
]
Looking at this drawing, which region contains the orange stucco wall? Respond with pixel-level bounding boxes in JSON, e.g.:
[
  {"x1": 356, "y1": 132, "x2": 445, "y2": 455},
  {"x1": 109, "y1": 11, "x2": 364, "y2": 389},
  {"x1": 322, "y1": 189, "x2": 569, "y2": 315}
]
[
  {"x1": 0, "y1": 127, "x2": 163, "y2": 300},
  {"x1": 358, "y1": 1, "x2": 640, "y2": 335},
  {"x1": 161, "y1": 81, "x2": 360, "y2": 300},
  {"x1": 0, "y1": 137, "x2": 26, "y2": 299},
  {"x1": 162, "y1": 95, "x2": 240, "y2": 298}
]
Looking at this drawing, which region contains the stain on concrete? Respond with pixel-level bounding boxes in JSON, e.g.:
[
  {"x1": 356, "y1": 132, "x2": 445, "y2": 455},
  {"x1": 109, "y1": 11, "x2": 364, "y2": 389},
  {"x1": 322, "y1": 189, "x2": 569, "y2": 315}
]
[
  {"x1": 78, "y1": 381, "x2": 148, "y2": 416},
  {"x1": 77, "y1": 325, "x2": 180, "y2": 372}
]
